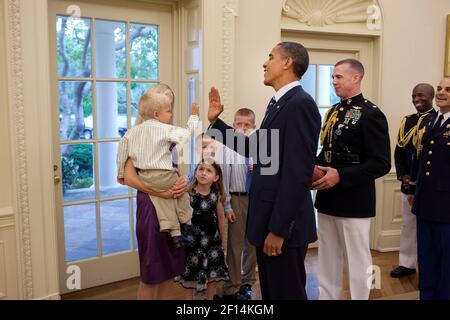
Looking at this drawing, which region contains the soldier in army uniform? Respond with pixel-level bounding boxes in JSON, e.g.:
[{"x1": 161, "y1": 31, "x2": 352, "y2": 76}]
[
  {"x1": 312, "y1": 59, "x2": 391, "y2": 300},
  {"x1": 409, "y1": 77, "x2": 450, "y2": 300},
  {"x1": 390, "y1": 84, "x2": 435, "y2": 278}
]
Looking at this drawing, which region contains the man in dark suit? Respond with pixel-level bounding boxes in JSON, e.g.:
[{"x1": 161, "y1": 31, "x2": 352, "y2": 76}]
[
  {"x1": 409, "y1": 77, "x2": 450, "y2": 300},
  {"x1": 207, "y1": 42, "x2": 321, "y2": 300},
  {"x1": 390, "y1": 83, "x2": 435, "y2": 278},
  {"x1": 312, "y1": 59, "x2": 391, "y2": 300}
]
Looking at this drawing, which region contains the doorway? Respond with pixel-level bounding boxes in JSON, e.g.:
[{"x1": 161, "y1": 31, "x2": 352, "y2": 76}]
[
  {"x1": 282, "y1": 32, "x2": 377, "y2": 247},
  {"x1": 48, "y1": 0, "x2": 174, "y2": 294}
]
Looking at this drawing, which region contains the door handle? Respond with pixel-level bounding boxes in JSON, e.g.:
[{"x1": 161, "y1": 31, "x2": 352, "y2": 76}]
[{"x1": 53, "y1": 164, "x2": 61, "y2": 184}]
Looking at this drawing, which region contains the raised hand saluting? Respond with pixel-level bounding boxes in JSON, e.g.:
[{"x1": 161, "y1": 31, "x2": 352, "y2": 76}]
[{"x1": 208, "y1": 87, "x2": 224, "y2": 123}]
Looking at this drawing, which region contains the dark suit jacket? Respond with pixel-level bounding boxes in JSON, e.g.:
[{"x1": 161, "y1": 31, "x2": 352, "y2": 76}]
[
  {"x1": 208, "y1": 86, "x2": 321, "y2": 248},
  {"x1": 411, "y1": 113, "x2": 450, "y2": 223}
]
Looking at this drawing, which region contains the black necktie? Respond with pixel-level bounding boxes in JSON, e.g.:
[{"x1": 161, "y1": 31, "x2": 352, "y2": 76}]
[
  {"x1": 262, "y1": 97, "x2": 276, "y2": 124},
  {"x1": 431, "y1": 114, "x2": 444, "y2": 134}
]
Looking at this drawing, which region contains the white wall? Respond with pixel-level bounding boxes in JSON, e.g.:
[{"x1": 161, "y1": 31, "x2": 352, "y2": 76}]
[
  {"x1": 379, "y1": 0, "x2": 450, "y2": 142},
  {"x1": 0, "y1": 0, "x2": 20, "y2": 300},
  {"x1": 234, "y1": 0, "x2": 282, "y2": 124},
  {"x1": 1, "y1": 0, "x2": 60, "y2": 299},
  {"x1": 0, "y1": 0, "x2": 12, "y2": 212}
]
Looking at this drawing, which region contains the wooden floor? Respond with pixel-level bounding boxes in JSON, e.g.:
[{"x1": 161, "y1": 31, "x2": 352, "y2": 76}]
[{"x1": 61, "y1": 249, "x2": 419, "y2": 300}]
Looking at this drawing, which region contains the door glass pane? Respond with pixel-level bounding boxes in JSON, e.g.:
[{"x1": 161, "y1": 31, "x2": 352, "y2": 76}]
[
  {"x1": 98, "y1": 141, "x2": 128, "y2": 198},
  {"x1": 96, "y1": 82, "x2": 127, "y2": 139},
  {"x1": 64, "y1": 203, "x2": 98, "y2": 262},
  {"x1": 59, "y1": 81, "x2": 93, "y2": 141},
  {"x1": 318, "y1": 65, "x2": 339, "y2": 106},
  {"x1": 318, "y1": 107, "x2": 331, "y2": 121},
  {"x1": 61, "y1": 143, "x2": 95, "y2": 202},
  {"x1": 300, "y1": 64, "x2": 316, "y2": 99},
  {"x1": 56, "y1": 16, "x2": 92, "y2": 78},
  {"x1": 130, "y1": 23, "x2": 159, "y2": 80},
  {"x1": 95, "y1": 20, "x2": 126, "y2": 79},
  {"x1": 101, "y1": 199, "x2": 131, "y2": 255}
]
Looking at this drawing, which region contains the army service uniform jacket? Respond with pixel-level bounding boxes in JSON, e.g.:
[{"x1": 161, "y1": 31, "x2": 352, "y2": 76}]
[{"x1": 410, "y1": 113, "x2": 450, "y2": 223}]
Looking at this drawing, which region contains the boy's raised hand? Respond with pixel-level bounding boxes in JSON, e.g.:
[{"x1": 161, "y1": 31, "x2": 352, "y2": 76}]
[{"x1": 191, "y1": 102, "x2": 199, "y2": 116}]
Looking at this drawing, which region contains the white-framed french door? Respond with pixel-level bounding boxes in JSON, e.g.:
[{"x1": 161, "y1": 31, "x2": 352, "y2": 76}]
[
  {"x1": 282, "y1": 32, "x2": 374, "y2": 248},
  {"x1": 48, "y1": 0, "x2": 174, "y2": 294}
]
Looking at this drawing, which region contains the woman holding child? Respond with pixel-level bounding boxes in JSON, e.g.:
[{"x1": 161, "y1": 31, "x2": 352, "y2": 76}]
[{"x1": 121, "y1": 84, "x2": 189, "y2": 300}]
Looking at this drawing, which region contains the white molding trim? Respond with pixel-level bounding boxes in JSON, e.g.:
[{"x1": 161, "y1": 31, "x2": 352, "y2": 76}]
[
  {"x1": 0, "y1": 206, "x2": 14, "y2": 218},
  {"x1": 6, "y1": 0, "x2": 33, "y2": 299},
  {"x1": 281, "y1": 0, "x2": 382, "y2": 37},
  {"x1": 282, "y1": 0, "x2": 377, "y2": 27},
  {"x1": 221, "y1": 0, "x2": 238, "y2": 122}
]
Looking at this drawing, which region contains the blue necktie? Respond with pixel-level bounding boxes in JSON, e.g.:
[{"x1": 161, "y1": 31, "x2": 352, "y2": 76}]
[
  {"x1": 245, "y1": 157, "x2": 252, "y2": 193},
  {"x1": 262, "y1": 97, "x2": 276, "y2": 125}
]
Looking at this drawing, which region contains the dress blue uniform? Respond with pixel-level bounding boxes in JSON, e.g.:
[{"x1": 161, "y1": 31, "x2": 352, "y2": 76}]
[
  {"x1": 410, "y1": 112, "x2": 450, "y2": 300},
  {"x1": 392, "y1": 109, "x2": 435, "y2": 274}
]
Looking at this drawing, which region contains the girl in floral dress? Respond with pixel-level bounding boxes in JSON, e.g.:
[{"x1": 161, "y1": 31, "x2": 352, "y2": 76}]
[{"x1": 177, "y1": 160, "x2": 229, "y2": 299}]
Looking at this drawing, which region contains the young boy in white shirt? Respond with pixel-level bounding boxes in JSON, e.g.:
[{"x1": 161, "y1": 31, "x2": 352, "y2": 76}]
[{"x1": 117, "y1": 91, "x2": 199, "y2": 247}]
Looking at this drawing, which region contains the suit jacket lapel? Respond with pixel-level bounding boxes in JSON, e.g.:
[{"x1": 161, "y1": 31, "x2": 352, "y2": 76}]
[{"x1": 261, "y1": 86, "x2": 300, "y2": 129}]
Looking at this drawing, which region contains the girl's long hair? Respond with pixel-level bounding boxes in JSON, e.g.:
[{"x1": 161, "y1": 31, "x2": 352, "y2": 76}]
[{"x1": 189, "y1": 160, "x2": 226, "y2": 204}]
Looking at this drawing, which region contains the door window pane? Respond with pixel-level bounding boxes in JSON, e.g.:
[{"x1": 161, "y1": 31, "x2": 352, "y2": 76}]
[
  {"x1": 61, "y1": 144, "x2": 95, "y2": 202},
  {"x1": 318, "y1": 65, "x2": 339, "y2": 106},
  {"x1": 95, "y1": 20, "x2": 126, "y2": 79},
  {"x1": 64, "y1": 203, "x2": 98, "y2": 262},
  {"x1": 130, "y1": 24, "x2": 159, "y2": 80},
  {"x1": 96, "y1": 82, "x2": 127, "y2": 139},
  {"x1": 56, "y1": 16, "x2": 92, "y2": 78},
  {"x1": 300, "y1": 64, "x2": 316, "y2": 99},
  {"x1": 59, "y1": 81, "x2": 93, "y2": 141},
  {"x1": 101, "y1": 199, "x2": 131, "y2": 255},
  {"x1": 98, "y1": 141, "x2": 128, "y2": 198}
]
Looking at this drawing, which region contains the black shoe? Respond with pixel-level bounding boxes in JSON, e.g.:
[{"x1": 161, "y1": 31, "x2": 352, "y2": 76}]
[
  {"x1": 181, "y1": 223, "x2": 195, "y2": 237},
  {"x1": 172, "y1": 236, "x2": 185, "y2": 248},
  {"x1": 212, "y1": 293, "x2": 237, "y2": 300},
  {"x1": 237, "y1": 284, "x2": 253, "y2": 300},
  {"x1": 172, "y1": 234, "x2": 195, "y2": 248},
  {"x1": 390, "y1": 266, "x2": 416, "y2": 278},
  {"x1": 222, "y1": 293, "x2": 238, "y2": 301}
]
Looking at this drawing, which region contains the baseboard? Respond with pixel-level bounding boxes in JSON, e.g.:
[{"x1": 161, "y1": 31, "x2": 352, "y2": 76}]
[{"x1": 36, "y1": 293, "x2": 61, "y2": 300}]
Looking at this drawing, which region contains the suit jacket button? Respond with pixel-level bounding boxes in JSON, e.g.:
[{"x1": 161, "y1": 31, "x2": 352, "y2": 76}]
[
  {"x1": 426, "y1": 172, "x2": 430, "y2": 176},
  {"x1": 428, "y1": 151, "x2": 433, "y2": 155},
  {"x1": 427, "y1": 161, "x2": 431, "y2": 165},
  {"x1": 430, "y1": 140, "x2": 435, "y2": 144}
]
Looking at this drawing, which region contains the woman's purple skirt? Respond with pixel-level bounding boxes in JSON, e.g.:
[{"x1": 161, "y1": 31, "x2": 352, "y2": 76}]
[{"x1": 136, "y1": 191, "x2": 186, "y2": 284}]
